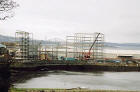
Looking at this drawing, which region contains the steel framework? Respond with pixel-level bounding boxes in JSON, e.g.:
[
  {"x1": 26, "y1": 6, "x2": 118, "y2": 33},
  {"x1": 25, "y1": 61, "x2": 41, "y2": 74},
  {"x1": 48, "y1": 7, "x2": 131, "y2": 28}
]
[
  {"x1": 39, "y1": 39, "x2": 63, "y2": 60},
  {"x1": 15, "y1": 31, "x2": 33, "y2": 60},
  {"x1": 66, "y1": 32, "x2": 104, "y2": 61}
]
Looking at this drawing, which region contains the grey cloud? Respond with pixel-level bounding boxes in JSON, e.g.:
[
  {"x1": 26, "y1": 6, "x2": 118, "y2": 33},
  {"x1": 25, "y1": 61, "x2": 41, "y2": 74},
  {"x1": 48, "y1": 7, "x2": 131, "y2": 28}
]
[{"x1": 0, "y1": 0, "x2": 140, "y2": 43}]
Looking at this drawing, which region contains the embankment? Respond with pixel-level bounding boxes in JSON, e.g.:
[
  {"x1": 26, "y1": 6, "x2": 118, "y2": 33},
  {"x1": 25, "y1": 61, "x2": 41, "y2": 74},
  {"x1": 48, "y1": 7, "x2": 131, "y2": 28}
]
[
  {"x1": 0, "y1": 63, "x2": 11, "y2": 92},
  {"x1": 11, "y1": 64, "x2": 140, "y2": 72}
]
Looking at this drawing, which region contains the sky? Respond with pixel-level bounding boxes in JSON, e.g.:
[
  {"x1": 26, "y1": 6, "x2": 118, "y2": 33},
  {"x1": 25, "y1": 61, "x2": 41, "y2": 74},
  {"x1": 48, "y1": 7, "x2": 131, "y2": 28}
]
[{"x1": 0, "y1": 0, "x2": 140, "y2": 43}]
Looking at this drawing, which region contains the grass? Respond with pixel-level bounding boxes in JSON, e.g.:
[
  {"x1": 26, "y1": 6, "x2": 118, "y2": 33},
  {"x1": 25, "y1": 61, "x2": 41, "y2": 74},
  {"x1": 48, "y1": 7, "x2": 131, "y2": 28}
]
[{"x1": 10, "y1": 88, "x2": 139, "y2": 92}]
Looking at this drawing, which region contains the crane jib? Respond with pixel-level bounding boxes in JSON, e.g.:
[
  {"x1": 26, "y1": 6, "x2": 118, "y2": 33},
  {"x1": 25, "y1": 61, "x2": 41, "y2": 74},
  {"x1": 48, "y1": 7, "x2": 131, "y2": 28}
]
[{"x1": 89, "y1": 33, "x2": 101, "y2": 53}]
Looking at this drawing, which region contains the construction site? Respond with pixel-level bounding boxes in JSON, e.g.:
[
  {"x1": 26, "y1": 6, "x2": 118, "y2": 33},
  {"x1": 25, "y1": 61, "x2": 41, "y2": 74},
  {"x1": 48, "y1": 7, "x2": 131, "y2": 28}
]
[
  {"x1": 13, "y1": 31, "x2": 105, "y2": 62},
  {"x1": 0, "y1": 31, "x2": 140, "y2": 73},
  {"x1": 1, "y1": 31, "x2": 140, "y2": 71}
]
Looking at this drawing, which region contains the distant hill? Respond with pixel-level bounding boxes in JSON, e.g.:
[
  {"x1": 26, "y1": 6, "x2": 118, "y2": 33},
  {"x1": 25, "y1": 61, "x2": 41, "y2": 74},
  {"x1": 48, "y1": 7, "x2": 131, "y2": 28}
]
[
  {"x1": 0, "y1": 35, "x2": 15, "y2": 42},
  {"x1": 104, "y1": 42, "x2": 140, "y2": 50},
  {"x1": 0, "y1": 34, "x2": 140, "y2": 50}
]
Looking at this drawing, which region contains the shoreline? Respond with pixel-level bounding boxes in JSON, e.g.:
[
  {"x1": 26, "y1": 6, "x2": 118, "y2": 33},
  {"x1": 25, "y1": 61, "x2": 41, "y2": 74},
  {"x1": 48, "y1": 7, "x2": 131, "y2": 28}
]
[
  {"x1": 10, "y1": 88, "x2": 140, "y2": 92},
  {"x1": 10, "y1": 60, "x2": 140, "y2": 72},
  {"x1": 11, "y1": 64, "x2": 140, "y2": 72}
]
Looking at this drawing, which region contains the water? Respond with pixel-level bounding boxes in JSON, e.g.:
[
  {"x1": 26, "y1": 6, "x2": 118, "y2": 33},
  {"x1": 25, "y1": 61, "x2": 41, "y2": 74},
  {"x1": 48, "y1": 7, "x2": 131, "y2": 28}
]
[{"x1": 14, "y1": 71, "x2": 140, "y2": 91}]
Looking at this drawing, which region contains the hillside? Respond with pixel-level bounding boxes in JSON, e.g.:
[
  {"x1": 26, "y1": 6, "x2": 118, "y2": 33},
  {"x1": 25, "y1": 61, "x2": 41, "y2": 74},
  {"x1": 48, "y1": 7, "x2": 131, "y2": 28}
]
[{"x1": 0, "y1": 34, "x2": 140, "y2": 50}]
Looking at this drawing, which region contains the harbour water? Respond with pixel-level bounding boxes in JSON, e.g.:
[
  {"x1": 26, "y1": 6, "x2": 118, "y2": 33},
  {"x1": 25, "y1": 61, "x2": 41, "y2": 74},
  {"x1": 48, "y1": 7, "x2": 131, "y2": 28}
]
[{"x1": 14, "y1": 71, "x2": 140, "y2": 91}]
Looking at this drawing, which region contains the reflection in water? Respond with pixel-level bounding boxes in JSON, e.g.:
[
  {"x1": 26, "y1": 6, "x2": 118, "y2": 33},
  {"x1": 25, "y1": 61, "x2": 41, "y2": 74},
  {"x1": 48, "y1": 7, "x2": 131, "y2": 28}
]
[{"x1": 14, "y1": 71, "x2": 140, "y2": 91}]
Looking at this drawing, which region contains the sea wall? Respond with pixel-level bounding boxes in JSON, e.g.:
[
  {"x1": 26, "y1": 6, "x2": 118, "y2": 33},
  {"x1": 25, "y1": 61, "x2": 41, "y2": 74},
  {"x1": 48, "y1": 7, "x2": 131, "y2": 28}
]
[{"x1": 11, "y1": 64, "x2": 140, "y2": 72}]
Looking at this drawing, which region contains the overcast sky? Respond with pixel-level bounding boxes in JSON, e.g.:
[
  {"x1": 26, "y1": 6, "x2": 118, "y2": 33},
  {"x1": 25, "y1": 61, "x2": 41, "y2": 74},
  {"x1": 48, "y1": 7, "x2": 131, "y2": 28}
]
[{"x1": 0, "y1": 0, "x2": 140, "y2": 43}]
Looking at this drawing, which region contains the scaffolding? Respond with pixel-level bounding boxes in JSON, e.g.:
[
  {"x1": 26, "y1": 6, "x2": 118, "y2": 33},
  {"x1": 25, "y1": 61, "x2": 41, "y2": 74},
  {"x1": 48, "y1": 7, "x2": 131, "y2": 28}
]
[
  {"x1": 39, "y1": 39, "x2": 64, "y2": 60},
  {"x1": 15, "y1": 31, "x2": 33, "y2": 60},
  {"x1": 66, "y1": 32, "x2": 104, "y2": 61},
  {"x1": 45, "y1": 40, "x2": 59, "y2": 60}
]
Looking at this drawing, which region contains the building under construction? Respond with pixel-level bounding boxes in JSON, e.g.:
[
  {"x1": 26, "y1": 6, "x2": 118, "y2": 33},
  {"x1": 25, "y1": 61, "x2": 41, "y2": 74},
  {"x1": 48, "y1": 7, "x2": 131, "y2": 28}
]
[
  {"x1": 39, "y1": 39, "x2": 64, "y2": 60},
  {"x1": 15, "y1": 31, "x2": 39, "y2": 60},
  {"x1": 15, "y1": 31, "x2": 104, "y2": 61},
  {"x1": 66, "y1": 32, "x2": 104, "y2": 61},
  {"x1": 40, "y1": 32, "x2": 104, "y2": 61}
]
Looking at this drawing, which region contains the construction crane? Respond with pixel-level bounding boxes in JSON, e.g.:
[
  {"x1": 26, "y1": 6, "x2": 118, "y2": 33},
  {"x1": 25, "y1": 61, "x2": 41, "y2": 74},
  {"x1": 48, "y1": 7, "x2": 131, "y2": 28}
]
[{"x1": 83, "y1": 33, "x2": 101, "y2": 60}]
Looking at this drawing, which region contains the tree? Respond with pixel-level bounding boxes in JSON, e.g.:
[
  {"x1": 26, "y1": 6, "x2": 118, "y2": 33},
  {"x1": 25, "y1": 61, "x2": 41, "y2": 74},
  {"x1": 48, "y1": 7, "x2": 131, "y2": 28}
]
[{"x1": 0, "y1": 0, "x2": 19, "y2": 20}]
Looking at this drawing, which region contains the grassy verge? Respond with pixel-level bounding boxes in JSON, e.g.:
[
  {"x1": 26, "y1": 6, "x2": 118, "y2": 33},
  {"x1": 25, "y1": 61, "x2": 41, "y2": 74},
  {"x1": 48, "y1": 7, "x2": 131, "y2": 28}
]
[{"x1": 10, "y1": 88, "x2": 139, "y2": 92}]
